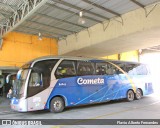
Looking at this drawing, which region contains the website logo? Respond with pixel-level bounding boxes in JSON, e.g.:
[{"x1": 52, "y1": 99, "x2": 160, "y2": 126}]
[{"x1": 2, "y1": 120, "x2": 11, "y2": 125}]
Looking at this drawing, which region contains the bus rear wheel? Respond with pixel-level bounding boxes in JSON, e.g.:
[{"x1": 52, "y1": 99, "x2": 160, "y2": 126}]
[
  {"x1": 135, "y1": 89, "x2": 142, "y2": 100},
  {"x1": 126, "y1": 90, "x2": 134, "y2": 102},
  {"x1": 50, "y1": 97, "x2": 64, "y2": 113}
]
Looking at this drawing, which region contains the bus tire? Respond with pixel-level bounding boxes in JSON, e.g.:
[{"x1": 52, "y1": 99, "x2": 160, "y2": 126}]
[
  {"x1": 135, "y1": 89, "x2": 142, "y2": 100},
  {"x1": 126, "y1": 90, "x2": 134, "y2": 102},
  {"x1": 50, "y1": 97, "x2": 64, "y2": 113}
]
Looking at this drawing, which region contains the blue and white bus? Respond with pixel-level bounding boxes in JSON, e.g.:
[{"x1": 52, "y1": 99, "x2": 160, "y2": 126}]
[{"x1": 10, "y1": 56, "x2": 153, "y2": 113}]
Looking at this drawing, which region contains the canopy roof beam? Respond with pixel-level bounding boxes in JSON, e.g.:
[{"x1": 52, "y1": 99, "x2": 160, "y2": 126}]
[
  {"x1": 26, "y1": 20, "x2": 77, "y2": 33},
  {"x1": 0, "y1": 2, "x2": 16, "y2": 12},
  {"x1": 130, "y1": 0, "x2": 145, "y2": 8},
  {"x1": 46, "y1": 3, "x2": 102, "y2": 23},
  {"x1": 81, "y1": 0, "x2": 121, "y2": 17},
  {"x1": 15, "y1": 29, "x2": 56, "y2": 39},
  {"x1": 0, "y1": 0, "x2": 49, "y2": 41},
  {"x1": 20, "y1": 25, "x2": 67, "y2": 37},
  {"x1": 35, "y1": 12, "x2": 88, "y2": 29},
  {"x1": 53, "y1": 0, "x2": 109, "y2": 20}
]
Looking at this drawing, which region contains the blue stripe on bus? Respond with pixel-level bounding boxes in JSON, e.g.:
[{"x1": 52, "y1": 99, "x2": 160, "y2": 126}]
[
  {"x1": 45, "y1": 74, "x2": 136, "y2": 109},
  {"x1": 45, "y1": 74, "x2": 153, "y2": 110}
]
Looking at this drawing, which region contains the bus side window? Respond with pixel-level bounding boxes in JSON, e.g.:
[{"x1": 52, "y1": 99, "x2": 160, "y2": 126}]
[
  {"x1": 55, "y1": 60, "x2": 76, "y2": 79},
  {"x1": 27, "y1": 71, "x2": 44, "y2": 97},
  {"x1": 106, "y1": 63, "x2": 116, "y2": 75},
  {"x1": 77, "y1": 61, "x2": 95, "y2": 76},
  {"x1": 29, "y1": 72, "x2": 42, "y2": 87},
  {"x1": 96, "y1": 63, "x2": 106, "y2": 75}
]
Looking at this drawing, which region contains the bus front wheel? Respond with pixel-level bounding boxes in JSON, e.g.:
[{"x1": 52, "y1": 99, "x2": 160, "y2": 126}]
[
  {"x1": 135, "y1": 89, "x2": 142, "y2": 100},
  {"x1": 50, "y1": 97, "x2": 64, "y2": 113},
  {"x1": 126, "y1": 90, "x2": 134, "y2": 102}
]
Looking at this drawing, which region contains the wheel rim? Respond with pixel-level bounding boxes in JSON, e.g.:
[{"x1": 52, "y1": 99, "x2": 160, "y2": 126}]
[
  {"x1": 53, "y1": 101, "x2": 62, "y2": 111},
  {"x1": 136, "y1": 89, "x2": 142, "y2": 99},
  {"x1": 128, "y1": 91, "x2": 134, "y2": 101}
]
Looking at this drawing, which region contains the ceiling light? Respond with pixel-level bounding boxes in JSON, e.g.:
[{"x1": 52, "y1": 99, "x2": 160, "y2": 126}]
[
  {"x1": 138, "y1": 49, "x2": 142, "y2": 54},
  {"x1": 79, "y1": 11, "x2": 83, "y2": 17},
  {"x1": 78, "y1": 11, "x2": 85, "y2": 24},
  {"x1": 38, "y1": 32, "x2": 42, "y2": 40},
  {"x1": 78, "y1": 17, "x2": 86, "y2": 24}
]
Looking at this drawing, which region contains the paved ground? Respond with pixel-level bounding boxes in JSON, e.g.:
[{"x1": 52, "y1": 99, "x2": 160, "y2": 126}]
[{"x1": 0, "y1": 94, "x2": 160, "y2": 128}]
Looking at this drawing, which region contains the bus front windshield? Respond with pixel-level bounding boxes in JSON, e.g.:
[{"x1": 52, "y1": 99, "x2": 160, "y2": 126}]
[{"x1": 16, "y1": 69, "x2": 29, "y2": 98}]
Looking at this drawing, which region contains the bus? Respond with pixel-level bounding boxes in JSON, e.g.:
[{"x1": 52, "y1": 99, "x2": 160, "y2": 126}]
[{"x1": 10, "y1": 56, "x2": 153, "y2": 113}]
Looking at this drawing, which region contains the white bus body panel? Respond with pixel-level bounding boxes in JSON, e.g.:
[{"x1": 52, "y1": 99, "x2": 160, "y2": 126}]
[{"x1": 27, "y1": 80, "x2": 58, "y2": 111}]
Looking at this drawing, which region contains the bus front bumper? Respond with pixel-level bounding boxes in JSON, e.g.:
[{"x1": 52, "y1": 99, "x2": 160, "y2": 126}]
[{"x1": 10, "y1": 97, "x2": 27, "y2": 112}]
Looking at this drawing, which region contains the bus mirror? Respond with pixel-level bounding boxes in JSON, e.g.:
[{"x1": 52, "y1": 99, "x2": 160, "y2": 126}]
[
  {"x1": 6, "y1": 73, "x2": 16, "y2": 83},
  {"x1": 17, "y1": 70, "x2": 22, "y2": 80},
  {"x1": 6, "y1": 75, "x2": 10, "y2": 83}
]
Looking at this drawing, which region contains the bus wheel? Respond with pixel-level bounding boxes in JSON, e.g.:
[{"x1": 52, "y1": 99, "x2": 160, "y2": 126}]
[
  {"x1": 50, "y1": 97, "x2": 64, "y2": 113},
  {"x1": 135, "y1": 89, "x2": 142, "y2": 100},
  {"x1": 127, "y1": 90, "x2": 134, "y2": 102}
]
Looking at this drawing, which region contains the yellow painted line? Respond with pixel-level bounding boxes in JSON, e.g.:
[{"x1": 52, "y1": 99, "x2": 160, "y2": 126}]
[
  {"x1": 51, "y1": 126, "x2": 61, "y2": 128},
  {"x1": 107, "y1": 61, "x2": 136, "y2": 93}
]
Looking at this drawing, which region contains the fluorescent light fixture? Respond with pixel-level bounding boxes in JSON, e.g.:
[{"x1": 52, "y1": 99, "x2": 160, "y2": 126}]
[
  {"x1": 38, "y1": 32, "x2": 42, "y2": 40},
  {"x1": 78, "y1": 11, "x2": 85, "y2": 24}
]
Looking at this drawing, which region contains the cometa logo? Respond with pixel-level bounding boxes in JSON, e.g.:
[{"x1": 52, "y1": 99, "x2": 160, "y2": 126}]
[{"x1": 77, "y1": 77, "x2": 104, "y2": 85}]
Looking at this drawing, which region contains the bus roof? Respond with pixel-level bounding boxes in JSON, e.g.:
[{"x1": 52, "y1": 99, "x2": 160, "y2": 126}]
[
  {"x1": 26, "y1": 55, "x2": 93, "y2": 63},
  {"x1": 24, "y1": 55, "x2": 142, "y2": 66}
]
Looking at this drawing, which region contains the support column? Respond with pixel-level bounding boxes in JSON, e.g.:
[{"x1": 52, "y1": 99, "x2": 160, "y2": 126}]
[{"x1": 0, "y1": 38, "x2": 3, "y2": 49}]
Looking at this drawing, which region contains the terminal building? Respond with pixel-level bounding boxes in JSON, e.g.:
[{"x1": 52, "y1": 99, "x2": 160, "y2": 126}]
[{"x1": 0, "y1": 0, "x2": 160, "y2": 127}]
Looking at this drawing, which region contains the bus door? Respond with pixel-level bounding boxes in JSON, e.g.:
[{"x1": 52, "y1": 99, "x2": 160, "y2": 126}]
[
  {"x1": 27, "y1": 70, "x2": 47, "y2": 111},
  {"x1": 27, "y1": 60, "x2": 58, "y2": 111}
]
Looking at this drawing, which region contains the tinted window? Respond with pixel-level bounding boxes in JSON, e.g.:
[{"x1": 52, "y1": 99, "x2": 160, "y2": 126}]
[
  {"x1": 106, "y1": 62, "x2": 119, "y2": 75},
  {"x1": 96, "y1": 63, "x2": 107, "y2": 75},
  {"x1": 28, "y1": 72, "x2": 42, "y2": 87},
  {"x1": 77, "y1": 61, "x2": 95, "y2": 76},
  {"x1": 128, "y1": 64, "x2": 149, "y2": 75},
  {"x1": 27, "y1": 59, "x2": 58, "y2": 97},
  {"x1": 55, "y1": 60, "x2": 76, "y2": 79},
  {"x1": 96, "y1": 62, "x2": 121, "y2": 75},
  {"x1": 111, "y1": 61, "x2": 149, "y2": 75}
]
